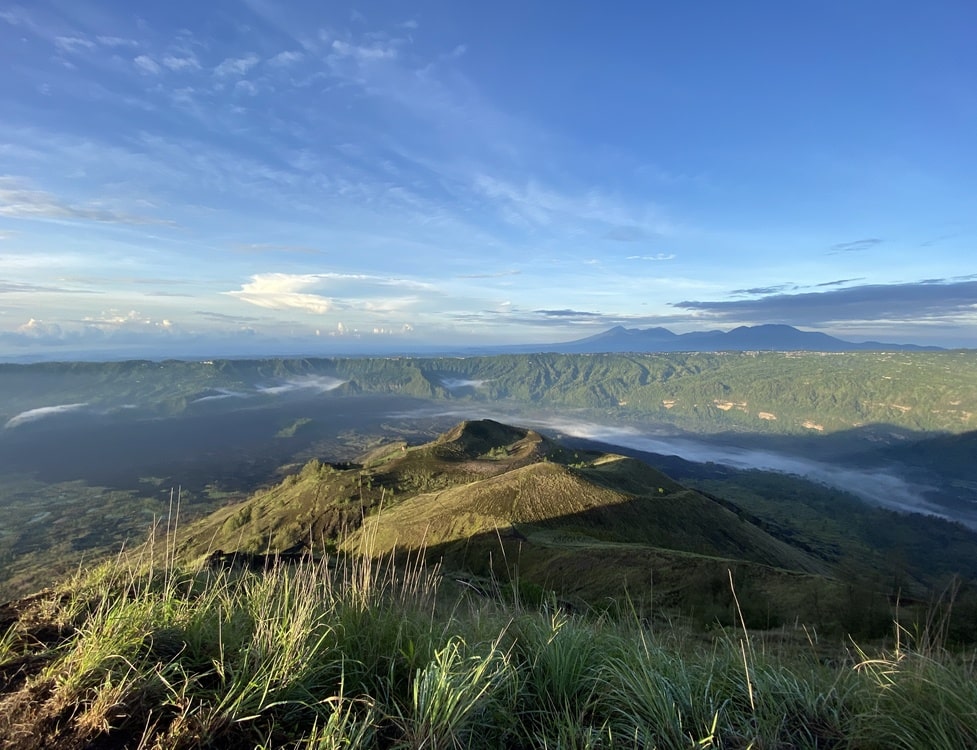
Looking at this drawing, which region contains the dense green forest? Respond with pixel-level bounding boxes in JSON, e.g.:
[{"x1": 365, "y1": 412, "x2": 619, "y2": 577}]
[{"x1": 3, "y1": 350, "x2": 977, "y2": 436}]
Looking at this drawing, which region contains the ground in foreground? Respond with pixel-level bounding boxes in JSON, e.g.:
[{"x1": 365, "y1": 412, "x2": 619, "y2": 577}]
[{"x1": 1, "y1": 550, "x2": 974, "y2": 750}]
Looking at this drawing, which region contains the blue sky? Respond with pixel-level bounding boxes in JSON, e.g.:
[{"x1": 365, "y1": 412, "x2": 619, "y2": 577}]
[{"x1": 1, "y1": 0, "x2": 975, "y2": 358}]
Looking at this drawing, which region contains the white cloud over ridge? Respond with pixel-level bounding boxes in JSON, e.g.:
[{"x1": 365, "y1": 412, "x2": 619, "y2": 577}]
[
  {"x1": 441, "y1": 378, "x2": 489, "y2": 390},
  {"x1": 256, "y1": 375, "x2": 347, "y2": 394}
]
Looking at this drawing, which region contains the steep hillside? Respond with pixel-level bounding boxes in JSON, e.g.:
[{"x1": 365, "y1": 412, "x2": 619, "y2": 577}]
[
  {"x1": 173, "y1": 419, "x2": 866, "y2": 628},
  {"x1": 176, "y1": 420, "x2": 555, "y2": 559},
  {"x1": 5, "y1": 350, "x2": 977, "y2": 437},
  {"x1": 345, "y1": 454, "x2": 823, "y2": 574}
]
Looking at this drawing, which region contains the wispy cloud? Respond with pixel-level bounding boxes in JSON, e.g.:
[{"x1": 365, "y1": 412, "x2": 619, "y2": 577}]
[
  {"x1": 534, "y1": 309, "x2": 603, "y2": 318},
  {"x1": 268, "y1": 50, "x2": 303, "y2": 67},
  {"x1": 0, "y1": 281, "x2": 96, "y2": 294},
  {"x1": 471, "y1": 174, "x2": 672, "y2": 236},
  {"x1": 161, "y1": 54, "x2": 200, "y2": 72},
  {"x1": 605, "y1": 226, "x2": 650, "y2": 242},
  {"x1": 134, "y1": 55, "x2": 162, "y2": 75},
  {"x1": 96, "y1": 35, "x2": 139, "y2": 48},
  {"x1": 195, "y1": 310, "x2": 262, "y2": 324},
  {"x1": 0, "y1": 177, "x2": 172, "y2": 225},
  {"x1": 231, "y1": 242, "x2": 324, "y2": 255},
  {"x1": 815, "y1": 277, "x2": 864, "y2": 287},
  {"x1": 827, "y1": 238, "x2": 882, "y2": 254},
  {"x1": 54, "y1": 35, "x2": 95, "y2": 53},
  {"x1": 730, "y1": 284, "x2": 796, "y2": 296},
  {"x1": 455, "y1": 270, "x2": 521, "y2": 279},
  {"x1": 627, "y1": 254, "x2": 676, "y2": 261},
  {"x1": 919, "y1": 233, "x2": 957, "y2": 248},
  {"x1": 214, "y1": 54, "x2": 261, "y2": 77},
  {"x1": 330, "y1": 38, "x2": 397, "y2": 62}
]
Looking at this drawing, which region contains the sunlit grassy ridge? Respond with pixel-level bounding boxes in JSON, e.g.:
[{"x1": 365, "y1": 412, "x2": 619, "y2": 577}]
[
  {"x1": 173, "y1": 420, "x2": 872, "y2": 631},
  {"x1": 164, "y1": 419, "x2": 977, "y2": 639},
  {"x1": 2, "y1": 546, "x2": 975, "y2": 749},
  {"x1": 3, "y1": 420, "x2": 977, "y2": 747}
]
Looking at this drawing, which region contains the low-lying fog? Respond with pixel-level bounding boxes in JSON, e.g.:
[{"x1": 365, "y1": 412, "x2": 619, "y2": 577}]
[
  {"x1": 4, "y1": 403, "x2": 90, "y2": 429},
  {"x1": 392, "y1": 404, "x2": 974, "y2": 528},
  {"x1": 2, "y1": 390, "x2": 973, "y2": 529},
  {"x1": 530, "y1": 416, "x2": 971, "y2": 525}
]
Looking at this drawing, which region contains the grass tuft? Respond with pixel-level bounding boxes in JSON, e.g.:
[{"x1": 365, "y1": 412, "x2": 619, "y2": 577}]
[{"x1": 2, "y1": 539, "x2": 976, "y2": 749}]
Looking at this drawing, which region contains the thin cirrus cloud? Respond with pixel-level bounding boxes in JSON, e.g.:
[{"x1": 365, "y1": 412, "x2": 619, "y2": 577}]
[
  {"x1": 214, "y1": 54, "x2": 261, "y2": 77},
  {"x1": 268, "y1": 50, "x2": 303, "y2": 67},
  {"x1": 534, "y1": 309, "x2": 603, "y2": 318},
  {"x1": 161, "y1": 54, "x2": 201, "y2": 72},
  {"x1": 0, "y1": 177, "x2": 172, "y2": 226},
  {"x1": 730, "y1": 284, "x2": 796, "y2": 296},
  {"x1": 0, "y1": 281, "x2": 95, "y2": 294},
  {"x1": 815, "y1": 277, "x2": 864, "y2": 288},
  {"x1": 605, "y1": 226, "x2": 650, "y2": 242},
  {"x1": 827, "y1": 238, "x2": 882, "y2": 254},
  {"x1": 134, "y1": 55, "x2": 162, "y2": 75},
  {"x1": 54, "y1": 35, "x2": 96, "y2": 53},
  {"x1": 471, "y1": 174, "x2": 669, "y2": 235}
]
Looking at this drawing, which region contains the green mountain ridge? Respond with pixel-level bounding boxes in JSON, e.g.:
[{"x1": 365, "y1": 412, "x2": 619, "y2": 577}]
[
  {"x1": 173, "y1": 419, "x2": 936, "y2": 632},
  {"x1": 3, "y1": 425, "x2": 977, "y2": 749},
  {"x1": 4, "y1": 350, "x2": 977, "y2": 437}
]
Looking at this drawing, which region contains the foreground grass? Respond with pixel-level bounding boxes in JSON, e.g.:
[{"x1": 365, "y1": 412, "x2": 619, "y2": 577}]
[{"x1": 0, "y1": 548, "x2": 975, "y2": 749}]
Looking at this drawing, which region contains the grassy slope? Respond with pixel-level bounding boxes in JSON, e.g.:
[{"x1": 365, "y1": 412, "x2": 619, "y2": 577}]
[
  {"x1": 1, "y1": 551, "x2": 974, "y2": 750},
  {"x1": 174, "y1": 420, "x2": 889, "y2": 632},
  {"x1": 3, "y1": 419, "x2": 977, "y2": 747}
]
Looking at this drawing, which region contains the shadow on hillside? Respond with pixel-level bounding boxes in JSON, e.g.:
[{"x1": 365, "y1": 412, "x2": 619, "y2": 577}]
[
  {"x1": 393, "y1": 520, "x2": 894, "y2": 638},
  {"x1": 0, "y1": 394, "x2": 437, "y2": 491}
]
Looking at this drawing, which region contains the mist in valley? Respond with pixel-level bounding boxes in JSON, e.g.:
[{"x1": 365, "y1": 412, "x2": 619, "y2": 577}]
[
  {"x1": 1, "y1": 380, "x2": 974, "y2": 585},
  {"x1": 380, "y1": 402, "x2": 973, "y2": 527}
]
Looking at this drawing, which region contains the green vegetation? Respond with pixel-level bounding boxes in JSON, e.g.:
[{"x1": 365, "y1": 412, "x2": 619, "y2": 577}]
[
  {"x1": 4, "y1": 350, "x2": 977, "y2": 436},
  {"x1": 3, "y1": 351, "x2": 975, "y2": 601},
  {"x1": 1, "y1": 343, "x2": 976, "y2": 748},
  {"x1": 276, "y1": 417, "x2": 314, "y2": 439},
  {"x1": 2, "y1": 415, "x2": 977, "y2": 747},
  {"x1": 168, "y1": 421, "x2": 977, "y2": 640},
  {"x1": 2, "y1": 543, "x2": 975, "y2": 749}
]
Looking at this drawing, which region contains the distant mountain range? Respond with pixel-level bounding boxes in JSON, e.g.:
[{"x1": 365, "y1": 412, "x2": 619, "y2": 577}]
[{"x1": 495, "y1": 324, "x2": 942, "y2": 354}]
